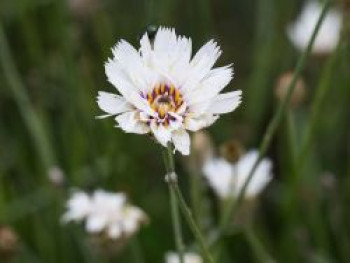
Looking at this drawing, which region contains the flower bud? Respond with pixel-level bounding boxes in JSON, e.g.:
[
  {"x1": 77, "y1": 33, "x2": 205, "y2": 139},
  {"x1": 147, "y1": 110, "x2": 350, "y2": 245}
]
[
  {"x1": 48, "y1": 166, "x2": 66, "y2": 188},
  {"x1": 275, "y1": 72, "x2": 306, "y2": 108},
  {"x1": 68, "y1": 0, "x2": 99, "y2": 19},
  {"x1": 145, "y1": 24, "x2": 158, "y2": 42},
  {"x1": 219, "y1": 139, "x2": 244, "y2": 164},
  {"x1": 0, "y1": 226, "x2": 18, "y2": 262},
  {"x1": 138, "y1": 25, "x2": 158, "y2": 46},
  {"x1": 192, "y1": 131, "x2": 214, "y2": 164}
]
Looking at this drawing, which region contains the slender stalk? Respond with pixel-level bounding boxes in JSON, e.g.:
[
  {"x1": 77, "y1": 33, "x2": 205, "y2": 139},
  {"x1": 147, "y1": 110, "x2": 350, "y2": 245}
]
[
  {"x1": 208, "y1": 0, "x2": 331, "y2": 247},
  {"x1": 129, "y1": 237, "x2": 145, "y2": 263},
  {"x1": 244, "y1": 226, "x2": 276, "y2": 263},
  {"x1": 188, "y1": 154, "x2": 203, "y2": 227},
  {"x1": 165, "y1": 146, "x2": 214, "y2": 263},
  {"x1": 163, "y1": 148, "x2": 185, "y2": 263},
  {"x1": 286, "y1": 51, "x2": 340, "y2": 260},
  {"x1": 296, "y1": 45, "x2": 340, "y2": 176},
  {"x1": 285, "y1": 111, "x2": 297, "y2": 172},
  {"x1": 172, "y1": 183, "x2": 215, "y2": 263},
  {"x1": 284, "y1": 23, "x2": 342, "y2": 260},
  {"x1": 170, "y1": 187, "x2": 185, "y2": 263},
  {"x1": 0, "y1": 23, "x2": 55, "y2": 170}
]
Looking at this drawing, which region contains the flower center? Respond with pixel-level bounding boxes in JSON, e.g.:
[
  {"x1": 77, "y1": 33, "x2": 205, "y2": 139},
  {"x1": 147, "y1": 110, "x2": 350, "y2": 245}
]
[
  {"x1": 141, "y1": 83, "x2": 184, "y2": 127},
  {"x1": 148, "y1": 83, "x2": 183, "y2": 111}
]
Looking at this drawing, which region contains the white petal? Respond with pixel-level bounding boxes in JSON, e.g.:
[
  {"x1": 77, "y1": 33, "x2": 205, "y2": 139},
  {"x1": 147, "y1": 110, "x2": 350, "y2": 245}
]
[
  {"x1": 122, "y1": 220, "x2": 138, "y2": 234},
  {"x1": 140, "y1": 33, "x2": 152, "y2": 62},
  {"x1": 202, "y1": 158, "x2": 234, "y2": 199},
  {"x1": 62, "y1": 192, "x2": 91, "y2": 223},
  {"x1": 186, "y1": 65, "x2": 233, "y2": 105},
  {"x1": 150, "y1": 28, "x2": 192, "y2": 86},
  {"x1": 115, "y1": 112, "x2": 150, "y2": 134},
  {"x1": 167, "y1": 36, "x2": 192, "y2": 85},
  {"x1": 184, "y1": 117, "x2": 207, "y2": 132},
  {"x1": 172, "y1": 129, "x2": 190, "y2": 155},
  {"x1": 86, "y1": 215, "x2": 108, "y2": 233},
  {"x1": 180, "y1": 40, "x2": 222, "y2": 95},
  {"x1": 184, "y1": 114, "x2": 219, "y2": 131},
  {"x1": 96, "y1": 91, "x2": 132, "y2": 116},
  {"x1": 191, "y1": 39, "x2": 221, "y2": 70},
  {"x1": 236, "y1": 150, "x2": 273, "y2": 197},
  {"x1": 168, "y1": 112, "x2": 183, "y2": 130},
  {"x1": 107, "y1": 40, "x2": 157, "y2": 94},
  {"x1": 105, "y1": 58, "x2": 140, "y2": 99},
  {"x1": 203, "y1": 114, "x2": 219, "y2": 127},
  {"x1": 128, "y1": 92, "x2": 156, "y2": 116},
  {"x1": 207, "y1": 90, "x2": 242, "y2": 114},
  {"x1": 108, "y1": 224, "x2": 122, "y2": 239},
  {"x1": 92, "y1": 190, "x2": 126, "y2": 209},
  {"x1": 150, "y1": 122, "x2": 171, "y2": 146},
  {"x1": 153, "y1": 27, "x2": 177, "y2": 57},
  {"x1": 112, "y1": 41, "x2": 150, "y2": 89},
  {"x1": 188, "y1": 101, "x2": 211, "y2": 115}
]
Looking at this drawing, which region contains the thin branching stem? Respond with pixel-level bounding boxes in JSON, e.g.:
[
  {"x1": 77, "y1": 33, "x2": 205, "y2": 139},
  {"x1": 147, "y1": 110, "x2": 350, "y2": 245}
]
[
  {"x1": 296, "y1": 46, "x2": 340, "y2": 176},
  {"x1": 165, "y1": 145, "x2": 215, "y2": 263},
  {"x1": 208, "y1": 0, "x2": 331, "y2": 247},
  {"x1": 163, "y1": 148, "x2": 185, "y2": 263}
]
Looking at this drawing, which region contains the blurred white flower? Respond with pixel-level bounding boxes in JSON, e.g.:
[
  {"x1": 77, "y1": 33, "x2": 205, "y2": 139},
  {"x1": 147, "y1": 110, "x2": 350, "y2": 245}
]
[
  {"x1": 62, "y1": 191, "x2": 92, "y2": 222},
  {"x1": 166, "y1": 252, "x2": 203, "y2": 263},
  {"x1": 62, "y1": 190, "x2": 147, "y2": 239},
  {"x1": 97, "y1": 27, "x2": 241, "y2": 155},
  {"x1": 203, "y1": 150, "x2": 272, "y2": 199},
  {"x1": 287, "y1": 1, "x2": 342, "y2": 54}
]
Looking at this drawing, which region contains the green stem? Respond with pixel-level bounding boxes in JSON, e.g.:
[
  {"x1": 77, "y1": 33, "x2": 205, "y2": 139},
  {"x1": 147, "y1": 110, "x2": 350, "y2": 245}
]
[
  {"x1": 189, "y1": 155, "x2": 202, "y2": 227},
  {"x1": 129, "y1": 237, "x2": 145, "y2": 263},
  {"x1": 0, "y1": 23, "x2": 56, "y2": 171},
  {"x1": 244, "y1": 227, "x2": 276, "y2": 263},
  {"x1": 231, "y1": 0, "x2": 330, "y2": 228},
  {"x1": 208, "y1": 0, "x2": 331, "y2": 247},
  {"x1": 165, "y1": 145, "x2": 214, "y2": 263},
  {"x1": 286, "y1": 111, "x2": 297, "y2": 173},
  {"x1": 172, "y1": 183, "x2": 215, "y2": 263},
  {"x1": 163, "y1": 148, "x2": 185, "y2": 263},
  {"x1": 296, "y1": 45, "x2": 340, "y2": 176},
  {"x1": 170, "y1": 186, "x2": 185, "y2": 263}
]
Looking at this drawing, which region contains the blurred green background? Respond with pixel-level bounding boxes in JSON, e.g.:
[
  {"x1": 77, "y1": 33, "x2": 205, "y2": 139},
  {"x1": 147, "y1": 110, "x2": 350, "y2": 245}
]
[{"x1": 0, "y1": 0, "x2": 349, "y2": 262}]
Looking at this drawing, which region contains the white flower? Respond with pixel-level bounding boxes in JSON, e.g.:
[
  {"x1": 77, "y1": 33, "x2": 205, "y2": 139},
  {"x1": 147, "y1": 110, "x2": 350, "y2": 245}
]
[
  {"x1": 166, "y1": 252, "x2": 203, "y2": 263},
  {"x1": 203, "y1": 150, "x2": 272, "y2": 199},
  {"x1": 97, "y1": 27, "x2": 242, "y2": 155},
  {"x1": 62, "y1": 191, "x2": 92, "y2": 222},
  {"x1": 287, "y1": 1, "x2": 342, "y2": 54},
  {"x1": 62, "y1": 190, "x2": 147, "y2": 239}
]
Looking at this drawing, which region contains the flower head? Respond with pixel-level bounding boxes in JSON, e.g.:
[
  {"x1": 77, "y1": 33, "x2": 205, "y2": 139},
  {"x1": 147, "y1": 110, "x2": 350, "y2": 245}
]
[
  {"x1": 203, "y1": 150, "x2": 272, "y2": 199},
  {"x1": 287, "y1": 1, "x2": 342, "y2": 54},
  {"x1": 97, "y1": 27, "x2": 242, "y2": 155},
  {"x1": 62, "y1": 190, "x2": 147, "y2": 240},
  {"x1": 166, "y1": 252, "x2": 203, "y2": 263}
]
